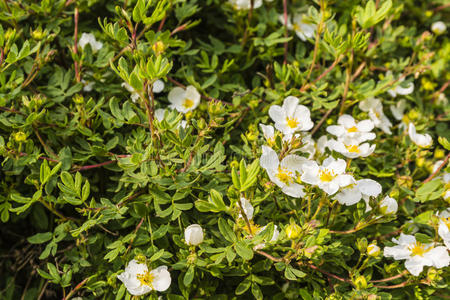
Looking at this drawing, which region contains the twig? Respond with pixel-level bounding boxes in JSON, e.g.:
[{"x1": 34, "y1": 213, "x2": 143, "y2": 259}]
[
  {"x1": 125, "y1": 218, "x2": 145, "y2": 254},
  {"x1": 33, "y1": 126, "x2": 57, "y2": 158},
  {"x1": 433, "y1": 3, "x2": 450, "y2": 12},
  {"x1": 304, "y1": 263, "x2": 352, "y2": 283},
  {"x1": 300, "y1": 55, "x2": 343, "y2": 92},
  {"x1": 73, "y1": 7, "x2": 80, "y2": 82},
  {"x1": 241, "y1": 0, "x2": 254, "y2": 47},
  {"x1": 0, "y1": 106, "x2": 26, "y2": 115},
  {"x1": 238, "y1": 195, "x2": 254, "y2": 236},
  {"x1": 256, "y1": 250, "x2": 282, "y2": 262},
  {"x1": 372, "y1": 281, "x2": 412, "y2": 289},
  {"x1": 282, "y1": 0, "x2": 288, "y2": 65},
  {"x1": 424, "y1": 153, "x2": 449, "y2": 183},
  {"x1": 310, "y1": 108, "x2": 333, "y2": 136},
  {"x1": 37, "y1": 280, "x2": 50, "y2": 300},
  {"x1": 63, "y1": 278, "x2": 89, "y2": 300},
  {"x1": 432, "y1": 79, "x2": 450, "y2": 100},
  {"x1": 370, "y1": 271, "x2": 408, "y2": 283}
]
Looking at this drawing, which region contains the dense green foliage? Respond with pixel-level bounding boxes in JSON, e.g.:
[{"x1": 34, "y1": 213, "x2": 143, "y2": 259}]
[{"x1": 0, "y1": 0, "x2": 449, "y2": 299}]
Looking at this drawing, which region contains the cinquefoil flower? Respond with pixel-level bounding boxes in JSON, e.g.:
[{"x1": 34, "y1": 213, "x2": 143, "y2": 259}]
[
  {"x1": 279, "y1": 13, "x2": 316, "y2": 41},
  {"x1": 238, "y1": 197, "x2": 254, "y2": 220},
  {"x1": 184, "y1": 224, "x2": 204, "y2": 246},
  {"x1": 268, "y1": 96, "x2": 313, "y2": 135},
  {"x1": 408, "y1": 123, "x2": 432, "y2": 148},
  {"x1": 260, "y1": 146, "x2": 310, "y2": 198},
  {"x1": 387, "y1": 71, "x2": 414, "y2": 98},
  {"x1": 301, "y1": 156, "x2": 354, "y2": 195},
  {"x1": 117, "y1": 260, "x2": 171, "y2": 296},
  {"x1": 359, "y1": 97, "x2": 392, "y2": 135},
  {"x1": 168, "y1": 85, "x2": 201, "y2": 113},
  {"x1": 438, "y1": 209, "x2": 450, "y2": 249},
  {"x1": 79, "y1": 33, "x2": 103, "y2": 51},
  {"x1": 431, "y1": 21, "x2": 447, "y2": 35},
  {"x1": 326, "y1": 114, "x2": 375, "y2": 143},
  {"x1": 327, "y1": 137, "x2": 376, "y2": 159},
  {"x1": 379, "y1": 196, "x2": 398, "y2": 214},
  {"x1": 334, "y1": 179, "x2": 382, "y2": 210},
  {"x1": 229, "y1": 0, "x2": 262, "y2": 10},
  {"x1": 383, "y1": 234, "x2": 450, "y2": 276}
]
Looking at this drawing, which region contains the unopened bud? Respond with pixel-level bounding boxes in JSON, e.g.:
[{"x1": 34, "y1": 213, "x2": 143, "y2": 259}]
[
  {"x1": 31, "y1": 27, "x2": 45, "y2": 40},
  {"x1": 13, "y1": 131, "x2": 27, "y2": 143},
  {"x1": 285, "y1": 223, "x2": 301, "y2": 239},
  {"x1": 434, "y1": 149, "x2": 445, "y2": 159},
  {"x1": 152, "y1": 41, "x2": 165, "y2": 55},
  {"x1": 367, "y1": 243, "x2": 380, "y2": 257},
  {"x1": 354, "y1": 275, "x2": 367, "y2": 289}
]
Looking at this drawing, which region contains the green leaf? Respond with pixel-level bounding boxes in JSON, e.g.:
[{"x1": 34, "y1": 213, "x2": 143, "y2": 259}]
[
  {"x1": 218, "y1": 218, "x2": 236, "y2": 243},
  {"x1": 183, "y1": 265, "x2": 195, "y2": 286},
  {"x1": 415, "y1": 179, "x2": 444, "y2": 202},
  {"x1": 28, "y1": 232, "x2": 53, "y2": 244},
  {"x1": 235, "y1": 241, "x2": 253, "y2": 260},
  {"x1": 235, "y1": 277, "x2": 251, "y2": 295}
]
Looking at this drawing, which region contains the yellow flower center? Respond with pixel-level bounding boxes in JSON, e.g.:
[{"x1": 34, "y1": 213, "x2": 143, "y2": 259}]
[
  {"x1": 293, "y1": 23, "x2": 301, "y2": 32},
  {"x1": 276, "y1": 167, "x2": 293, "y2": 184},
  {"x1": 347, "y1": 126, "x2": 358, "y2": 133},
  {"x1": 183, "y1": 98, "x2": 194, "y2": 109},
  {"x1": 345, "y1": 145, "x2": 360, "y2": 153},
  {"x1": 244, "y1": 221, "x2": 260, "y2": 234},
  {"x1": 286, "y1": 117, "x2": 299, "y2": 129},
  {"x1": 442, "y1": 217, "x2": 450, "y2": 231},
  {"x1": 137, "y1": 270, "x2": 155, "y2": 287},
  {"x1": 319, "y1": 169, "x2": 336, "y2": 182},
  {"x1": 408, "y1": 242, "x2": 430, "y2": 257}
]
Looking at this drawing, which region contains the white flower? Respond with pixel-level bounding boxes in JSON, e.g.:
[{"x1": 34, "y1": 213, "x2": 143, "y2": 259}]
[
  {"x1": 301, "y1": 156, "x2": 354, "y2": 195},
  {"x1": 155, "y1": 108, "x2": 187, "y2": 129},
  {"x1": 379, "y1": 196, "x2": 398, "y2": 214},
  {"x1": 334, "y1": 179, "x2": 382, "y2": 210},
  {"x1": 389, "y1": 99, "x2": 406, "y2": 121},
  {"x1": 122, "y1": 82, "x2": 140, "y2": 103},
  {"x1": 259, "y1": 124, "x2": 276, "y2": 146},
  {"x1": 78, "y1": 33, "x2": 103, "y2": 51},
  {"x1": 238, "y1": 197, "x2": 254, "y2": 220},
  {"x1": 386, "y1": 71, "x2": 414, "y2": 97},
  {"x1": 383, "y1": 234, "x2": 450, "y2": 276},
  {"x1": 260, "y1": 146, "x2": 310, "y2": 198},
  {"x1": 254, "y1": 225, "x2": 280, "y2": 250},
  {"x1": 359, "y1": 97, "x2": 392, "y2": 135},
  {"x1": 408, "y1": 123, "x2": 432, "y2": 148},
  {"x1": 268, "y1": 96, "x2": 313, "y2": 135},
  {"x1": 327, "y1": 137, "x2": 376, "y2": 158},
  {"x1": 279, "y1": 13, "x2": 316, "y2": 41},
  {"x1": 153, "y1": 79, "x2": 165, "y2": 93},
  {"x1": 438, "y1": 217, "x2": 450, "y2": 249},
  {"x1": 299, "y1": 135, "x2": 316, "y2": 159},
  {"x1": 168, "y1": 85, "x2": 201, "y2": 113},
  {"x1": 326, "y1": 114, "x2": 375, "y2": 143},
  {"x1": 431, "y1": 21, "x2": 447, "y2": 35},
  {"x1": 229, "y1": 0, "x2": 262, "y2": 10},
  {"x1": 184, "y1": 224, "x2": 204, "y2": 246},
  {"x1": 117, "y1": 260, "x2": 171, "y2": 295},
  {"x1": 81, "y1": 80, "x2": 94, "y2": 92},
  {"x1": 316, "y1": 135, "x2": 328, "y2": 154}
]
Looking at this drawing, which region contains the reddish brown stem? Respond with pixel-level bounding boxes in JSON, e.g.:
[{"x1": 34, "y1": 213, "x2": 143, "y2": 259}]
[
  {"x1": 370, "y1": 271, "x2": 408, "y2": 283},
  {"x1": 300, "y1": 55, "x2": 343, "y2": 92},
  {"x1": 63, "y1": 278, "x2": 89, "y2": 300},
  {"x1": 424, "y1": 153, "x2": 450, "y2": 183}
]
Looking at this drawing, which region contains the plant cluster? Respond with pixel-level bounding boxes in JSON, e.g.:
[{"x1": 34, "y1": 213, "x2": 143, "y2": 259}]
[{"x1": 0, "y1": 0, "x2": 449, "y2": 299}]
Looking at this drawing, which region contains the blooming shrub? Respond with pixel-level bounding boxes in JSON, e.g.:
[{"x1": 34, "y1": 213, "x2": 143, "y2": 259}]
[{"x1": 0, "y1": 0, "x2": 449, "y2": 299}]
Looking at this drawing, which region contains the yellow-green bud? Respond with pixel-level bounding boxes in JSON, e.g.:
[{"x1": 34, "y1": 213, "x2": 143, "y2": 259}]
[
  {"x1": 397, "y1": 176, "x2": 412, "y2": 188},
  {"x1": 73, "y1": 94, "x2": 84, "y2": 105},
  {"x1": 408, "y1": 109, "x2": 419, "y2": 120},
  {"x1": 354, "y1": 275, "x2": 367, "y2": 289},
  {"x1": 285, "y1": 223, "x2": 301, "y2": 239},
  {"x1": 14, "y1": 132, "x2": 27, "y2": 143},
  {"x1": 425, "y1": 10, "x2": 433, "y2": 18},
  {"x1": 416, "y1": 157, "x2": 425, "y2": 167},
  {"x1": 152, "y1": 41, "x2": 165, "y2": 55},
  {"x1": 249, "y1": 100, "x2": 259, "y2": 109},
  {"x1": 135, "y1": 254, "x2": 146, "y2": 264},
  {"x1": 389, "y1": 188, "x2": 399, "y2": 199},
  {"x1": 367, "y1": 243, "x2": 380, "y2": 257},
  {"x1": 230, "y1": 160, "x2": 239, "y2": 169},
  {"x1": 197, "y1": 118, "x2": 206, "y2": 130},
  {"x1": 435, "y1": 149, "x2": 445, "y2": 159},
  {"x1": 427, "y1": 268, "x2": 440, "y2": 281},
  {"x1": 5, "y1": 28, "x2": 15, "y2": 41},
  {"x1": 31, "y1": 27, "x2": 45, "y2": 40},
  {"x1": 208, "y1": 100, "x2": 223, "y2": 115}
]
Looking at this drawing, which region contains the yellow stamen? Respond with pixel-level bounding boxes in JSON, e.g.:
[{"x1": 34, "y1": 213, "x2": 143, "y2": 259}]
[
  {"x1": 319, "y1": 169, "x2": 336, "y2": 182},
  {"x1": 244, "y1": 221, "x2": 260, "y2": 234},
  {"x1": 442, "y1": 217, "x2": 450, "y2": 231},
  {"x1": 347, "y1": 126, "x2": 358, "y2": 133},
  {"x1": 408, "y1": 242, "x2": 431, "y2": 257},
  {"x1": 293, "y1": 23, "x2": 301, "y2": 32},
  {"x1": 183, "y1": 98, "x2": 194, "y2": 109},
  {"x1": 346, "y1": 145, "x2": 360, "y2": 153},
  {"x1": 137, "y1": 270, "x2": 155, "y2": 287},
  {"x1": 286, "y1": 117, "x2": 299, "y2": 129},
  {"x1": 276, "y1": 167, "x2": 293, "y2": 184}
]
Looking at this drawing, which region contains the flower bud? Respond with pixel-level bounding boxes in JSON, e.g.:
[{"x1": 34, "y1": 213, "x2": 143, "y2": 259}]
[
  {"x1": 285, "y1": 223, "x2": 301, "y2": 239},
  {"x1": 208, "y1": 100, "x2": 223, "y2": 115},
  {"x1": 434, "y1": 148, "x2": 445, "y2": 159},
  {"x1": 367, "y1": 243, "x2": 380, "y2": 257},
  {"x1": 389, "y1": 188, "x2": 399, "y2": 199},
  {"x1": 354, "y1": 275, "x2": 367, "y2": 289},
  {"x1": 408, "y1": 109, "x2": 419, "y2": 120},
  {"x1": 416, "y1": 157, "x2": 425, "y2": 167},
  {"x1": 397, "y1": 176, "x2": 412, "y2": 188},
  {"x1": 31, "y1": 27, "x2": 45, "y2": 40},
  {"x1": 13, "y1": 131, "x2": 27, "y2": 143},
  {"x1": 73, "y1": 94, "x2": 84, "y2": 105},
  {"x1": 431, "y1": 21, "x2": 447, "y2": 35},
  {"x1": 184, "y1": 224, "x2": 204, "y2": 246},
  {"x1": 249, "y1": 100, "x2": 259, "y2": 109},
  {"x1": 427, "y1": 268, "x2": 440, "y2": 281},
  {"x1": 152, "y1": 41, "x2": 165, "y2": 55},
  {"x1": 379, "y1": 196, "x2": 398, "y2": 215}
]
